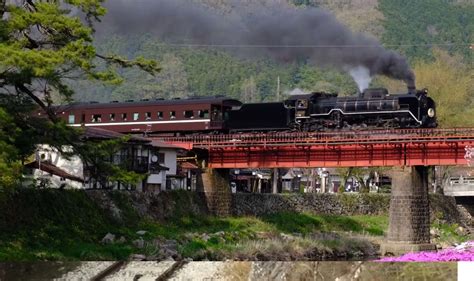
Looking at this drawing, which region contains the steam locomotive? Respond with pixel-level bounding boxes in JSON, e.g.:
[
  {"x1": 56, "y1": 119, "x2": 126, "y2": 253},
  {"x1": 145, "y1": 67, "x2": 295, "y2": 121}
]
[
  {"x1": 228, "y1": 88, "x2": 437, "y2": 132},
  {"x1": 56, "y1": 87, "x2": 437, "y2": 134}
]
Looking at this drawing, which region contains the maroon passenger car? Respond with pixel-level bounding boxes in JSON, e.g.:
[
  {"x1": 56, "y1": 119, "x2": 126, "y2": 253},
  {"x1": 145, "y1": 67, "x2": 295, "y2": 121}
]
[{"x1": 55, "y1": 97, "x2": 242, "y2": 135}]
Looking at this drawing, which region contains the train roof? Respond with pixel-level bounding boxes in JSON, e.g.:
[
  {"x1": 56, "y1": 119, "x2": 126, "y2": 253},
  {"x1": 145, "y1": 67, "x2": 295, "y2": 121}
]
[
  {"x1": 286, "y1": 92, "x2": 338, "y2": 101},
  {"x1": 56, "y1": 96, "x2": 242, "y2": 110}
]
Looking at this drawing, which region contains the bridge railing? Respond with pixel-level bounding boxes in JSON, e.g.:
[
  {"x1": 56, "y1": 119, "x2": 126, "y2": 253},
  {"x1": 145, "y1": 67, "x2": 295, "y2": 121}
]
[{"x1": 156, "y1": 128, "x2": 474, "y2": 149}]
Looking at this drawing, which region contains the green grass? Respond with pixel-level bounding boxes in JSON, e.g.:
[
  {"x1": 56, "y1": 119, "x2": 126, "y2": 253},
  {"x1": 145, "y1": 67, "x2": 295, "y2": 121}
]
[
  {"x1": 116, "y1": 212, "x2": 388, "y2": 260},
  {"x1": 0, "y1": 189, "x2": 465, "y2": 261},
  {"x1": 0, "y1": 205, "x2": 388, "y2": 261},
  {"x1": 261, "y1": 212, "x2": 387, "y2": 235}
]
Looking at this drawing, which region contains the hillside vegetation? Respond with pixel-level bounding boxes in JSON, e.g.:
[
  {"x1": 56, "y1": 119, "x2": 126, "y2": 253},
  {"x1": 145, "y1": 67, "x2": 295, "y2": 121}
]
[{"x1": 69, "y1": 0, "x2": 473, "y2": 127}]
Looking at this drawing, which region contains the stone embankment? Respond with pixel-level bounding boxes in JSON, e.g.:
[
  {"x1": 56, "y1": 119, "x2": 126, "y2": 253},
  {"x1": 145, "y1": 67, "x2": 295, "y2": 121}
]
[
  {"x1": 231, "y1": 193, "x2": 463, "y2": 224},
  {"x1": 85, "y1": 190, "x2": 464, "y2": 225}
]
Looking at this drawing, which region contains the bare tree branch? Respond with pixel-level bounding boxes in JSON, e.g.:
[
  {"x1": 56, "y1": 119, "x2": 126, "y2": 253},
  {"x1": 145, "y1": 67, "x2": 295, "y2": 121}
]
[{"x1": 15, "y1": 83, "x2": 57, "y2": 121}]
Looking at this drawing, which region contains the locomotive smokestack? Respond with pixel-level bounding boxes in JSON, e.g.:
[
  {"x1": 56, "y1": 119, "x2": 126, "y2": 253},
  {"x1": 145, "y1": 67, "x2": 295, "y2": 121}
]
[{"x1": 102, "y1": 0, "x2": 416, "y2": 89}]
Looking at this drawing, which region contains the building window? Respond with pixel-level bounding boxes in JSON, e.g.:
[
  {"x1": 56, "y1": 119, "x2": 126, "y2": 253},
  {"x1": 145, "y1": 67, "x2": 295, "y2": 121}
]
[
  {"x1": 68, "y1": 114, "x2": 75, "y2": 124},
  {"x1": 198, "y1": 110, "x2": 209, "y2": 118},
  {"x1": 157, "y1": 111, "x2": 163, "y2": 120},
  {"x1": 121, "y1": 113, "x2": 127, "y2": 121},
  {"x1": 145, "y1": 112, "x2": 151, "y2": 120},
  {"x1": 184, "y1": 110, "x2": 194, "y2": 119},
  {"x1": 133, "y1": 113, "x2": 139, "y2": 121},
  {"x1": 158, "y1": 153, "x2": 165, "y2": 164},
  {"x1": 170, "y1": 111, "x2": 176, "y2": 119},
  {"x1": 109, "y1": 113, "x2": 115, "y2": 121},
  {"x1": 91, "y1": 114, "x2": 102, "y2": 122}
]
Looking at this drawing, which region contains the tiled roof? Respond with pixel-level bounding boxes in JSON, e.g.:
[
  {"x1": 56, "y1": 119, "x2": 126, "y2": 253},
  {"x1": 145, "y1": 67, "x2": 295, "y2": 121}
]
[
  {"x1": 179, "y1": 162, "x2": 199, "y2": 170},
  {"x1": 25, "y1": 161, "x2": 84, "y2": 183},
  {"x1": 150, "y1": 140, "x2": 184, "y2": 150},
  {"x1": 81, "y1": 127, "x2": 149, "y2": 143}
]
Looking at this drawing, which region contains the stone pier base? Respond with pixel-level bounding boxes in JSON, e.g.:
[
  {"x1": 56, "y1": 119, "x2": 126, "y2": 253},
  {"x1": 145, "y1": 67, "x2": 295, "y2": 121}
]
[
  {"x1": 380, "y1": 166, "x2": 436, "y2": 256},
  {"x1": 197, "y1": 168, "x2": 231, "y2": 216}
]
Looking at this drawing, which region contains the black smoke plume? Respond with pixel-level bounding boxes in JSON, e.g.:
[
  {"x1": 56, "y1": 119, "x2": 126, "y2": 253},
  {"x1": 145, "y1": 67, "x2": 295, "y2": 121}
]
[{"x1": 101, "y1": 0, "x2": 415, "y2": 90}]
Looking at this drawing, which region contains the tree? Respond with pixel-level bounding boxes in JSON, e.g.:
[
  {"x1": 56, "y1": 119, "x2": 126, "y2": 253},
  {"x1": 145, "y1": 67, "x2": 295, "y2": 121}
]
[
  {"x1": 412, "y1": 49, "x2": 474, "y2": 127},
  {"x1": 0, "y1": 107, "x2": 21, "y2": 188},
  {"x1": 0, "y1": 0, "x2": 159, "y2": 187},
  {"x1": 241, "y1": 76, "x2": 258, "y2": 103},
  {"x1": 336, "y1": 167, "x2": 389, "y2": 193}
]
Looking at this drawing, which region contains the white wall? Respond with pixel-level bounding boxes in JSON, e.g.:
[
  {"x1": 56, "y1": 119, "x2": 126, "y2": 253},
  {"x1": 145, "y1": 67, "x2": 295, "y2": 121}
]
[
  {"x1": 147, "y1": 172, "x2": 166, "y2": 185},
  {"x1": 37, "y1": 145, "x2": 84, "y2": 180},
  {"x1": 161, "y1": 148, "x2": 177, "y2": 175},
  {"x1": 32, "y1": 169, "x2": 84, "y2": 189}
]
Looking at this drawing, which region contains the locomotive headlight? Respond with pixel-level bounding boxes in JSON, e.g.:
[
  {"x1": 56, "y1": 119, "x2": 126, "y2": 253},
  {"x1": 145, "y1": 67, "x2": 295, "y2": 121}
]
[{"x1": 428, "y1": 108, "x2": 435, "y2": 118}]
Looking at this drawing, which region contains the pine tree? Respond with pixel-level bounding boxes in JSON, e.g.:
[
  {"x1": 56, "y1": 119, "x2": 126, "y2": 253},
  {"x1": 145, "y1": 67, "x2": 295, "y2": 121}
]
[{"x1": 0, "y1": 0, "x2": 159, "y2": 187}]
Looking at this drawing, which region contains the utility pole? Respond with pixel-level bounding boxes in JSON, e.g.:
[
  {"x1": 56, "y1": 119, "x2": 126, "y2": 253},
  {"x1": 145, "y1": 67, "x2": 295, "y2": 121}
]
[
  {"x1": 272, "y1": 168, "x2": 279, "y2": 194},
  {"x1": 276, "y1": 76, "x2": 280, "y2": 101}
]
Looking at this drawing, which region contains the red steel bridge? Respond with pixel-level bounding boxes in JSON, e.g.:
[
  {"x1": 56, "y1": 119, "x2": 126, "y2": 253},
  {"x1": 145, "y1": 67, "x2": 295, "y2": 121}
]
[{"x1": 154, "y1": 128, "x2": 474, "y2": 168}]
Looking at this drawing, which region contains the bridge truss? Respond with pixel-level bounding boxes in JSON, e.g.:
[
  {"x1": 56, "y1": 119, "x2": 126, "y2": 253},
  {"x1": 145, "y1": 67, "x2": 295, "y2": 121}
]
[{"x1": 156, "y1": 128, "x2": 474, "y2": 168}]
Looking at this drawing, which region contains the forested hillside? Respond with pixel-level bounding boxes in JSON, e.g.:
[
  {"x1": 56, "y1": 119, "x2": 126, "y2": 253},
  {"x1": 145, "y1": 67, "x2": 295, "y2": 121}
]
[{"x1": 71, "y1": 0, "x2": 473, "y2": 126}]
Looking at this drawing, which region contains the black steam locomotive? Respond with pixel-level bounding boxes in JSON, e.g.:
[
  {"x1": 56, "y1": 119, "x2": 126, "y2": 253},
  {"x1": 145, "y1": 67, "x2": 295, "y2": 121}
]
[{"x1": 227, "y1": 88, "x2": 437, "y2": 132}]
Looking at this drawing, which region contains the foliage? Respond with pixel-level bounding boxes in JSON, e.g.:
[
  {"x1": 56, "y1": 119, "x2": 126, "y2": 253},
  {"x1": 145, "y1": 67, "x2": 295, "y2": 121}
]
[
  {"x1": 0, "y1": 189, "x2": 138, "y2": 260},
  {"x1": 0, "y1": 189, "x2": 390, "y2": 261},
  {"x1": 379, "y1": 0, "x2": 473, "y2": 61},
  {"x1": 0, "y1": 0, "x2": 159, "y2": 186},
  {"x1": 413, "y1": 49, "x2": 474, "y2": 127},
  {"x1": 0, "y1": 107, "x2": 21, "y2": 189},
  {"x1": 73, "y1": 134, "x2": 146, "y2": 187},
  {"x1": 336, "y1": 167, "x2": 388, "y2": 193},
  {"x1": 260, "y1": 211, "x2": 387, "y2": 235},
  {"x1": 71, "y1": 0, "x2": 472, "y2": 105}
]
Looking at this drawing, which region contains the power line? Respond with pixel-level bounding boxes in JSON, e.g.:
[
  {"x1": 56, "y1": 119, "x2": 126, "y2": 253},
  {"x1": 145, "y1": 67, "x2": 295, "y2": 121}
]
[{"x1": 159, "y1": 43, "x2": 473, "y2": 48}]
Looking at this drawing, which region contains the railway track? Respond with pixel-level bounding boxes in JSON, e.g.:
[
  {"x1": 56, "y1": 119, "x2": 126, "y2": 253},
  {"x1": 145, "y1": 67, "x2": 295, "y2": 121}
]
[{"x1": 87, "y1": 261, "x2": 188, "y2": 281}]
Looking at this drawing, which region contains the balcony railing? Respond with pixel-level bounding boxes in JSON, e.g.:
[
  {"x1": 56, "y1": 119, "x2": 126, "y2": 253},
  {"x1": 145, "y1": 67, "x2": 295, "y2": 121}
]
[{"x1": 113, "y1": 155, "x2": 149, "y2": 173}]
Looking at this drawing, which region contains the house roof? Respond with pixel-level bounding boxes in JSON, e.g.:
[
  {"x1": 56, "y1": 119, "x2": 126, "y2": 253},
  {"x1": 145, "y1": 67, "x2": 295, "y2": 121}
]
[
  {"x1": 150, "y1": 139, "x2": 183, "y2": 150},
  {"x1": 81, "y1": 127, "x2": 149, "y2": 143},
  {"x1": 25, "y1": 161, "x2": 84, "y2": 183},
  {"x1": 179, "y1": 162, "x2": 199, "y2": 170},
  {"x1": 151, "y1": 163, "x2": 170, "y2": 171},
  {"x1": 55, "y1": 96, "x2": 242, "y2": 110}
]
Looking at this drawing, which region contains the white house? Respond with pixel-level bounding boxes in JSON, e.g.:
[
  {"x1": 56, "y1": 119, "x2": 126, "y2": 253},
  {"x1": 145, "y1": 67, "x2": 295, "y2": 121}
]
[{"x1": 24, "y1": 128, "x2": 184, "y2": 192}]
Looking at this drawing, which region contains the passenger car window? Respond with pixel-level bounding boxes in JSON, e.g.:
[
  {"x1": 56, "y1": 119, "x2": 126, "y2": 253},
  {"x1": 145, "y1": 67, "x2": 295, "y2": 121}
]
[
  {"x1": 184, "y1": 110, "x2": 194, "y2": 119},
  {"x1": 68, "y1": 114, "x2": 75, "y2": 124},
  {"x1": 198, "y1": 110, "x2": 209, "y2": 118},
  {"x1": 170, "y1": 111, "x2": 176, "y2": 119},
  {"x1": 91, "y1": 114, "x2": 102, "y2": 123},
  {"x1": 157, "y1": 111, "x2": 163, "y2": 120},
  {"x1": 133, "y1": 113, "x2": 139, "y2": 121}
]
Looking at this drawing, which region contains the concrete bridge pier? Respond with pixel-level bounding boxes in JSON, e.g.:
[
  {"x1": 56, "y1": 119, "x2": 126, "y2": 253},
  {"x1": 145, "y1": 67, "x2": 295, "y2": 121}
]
[
  {"x1": 196, "y1": 168, "x2": 231, "y2": 216},
  {"x1": 381, "y1": 166, "x2": 436, "y2": 256}
]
